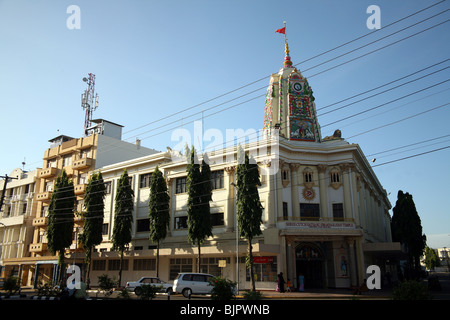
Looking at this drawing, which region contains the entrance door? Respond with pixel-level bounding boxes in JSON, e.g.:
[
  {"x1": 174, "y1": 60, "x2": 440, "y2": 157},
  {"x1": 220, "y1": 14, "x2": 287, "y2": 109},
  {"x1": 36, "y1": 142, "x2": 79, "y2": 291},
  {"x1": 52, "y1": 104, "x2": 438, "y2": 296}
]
[{"x1": 295, "y1": 243, "x2": 324, "y2": 289}]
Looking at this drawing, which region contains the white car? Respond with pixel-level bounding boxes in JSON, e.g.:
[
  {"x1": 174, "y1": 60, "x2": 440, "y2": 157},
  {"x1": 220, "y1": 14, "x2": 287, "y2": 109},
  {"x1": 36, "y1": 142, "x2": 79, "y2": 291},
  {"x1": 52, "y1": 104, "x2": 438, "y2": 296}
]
[
  {"x1": 125, "y1": 277, "x2": 172, "y2": 295},
  {"x1": 172, "y1": 273, "x2": 214, "y2": 298}
]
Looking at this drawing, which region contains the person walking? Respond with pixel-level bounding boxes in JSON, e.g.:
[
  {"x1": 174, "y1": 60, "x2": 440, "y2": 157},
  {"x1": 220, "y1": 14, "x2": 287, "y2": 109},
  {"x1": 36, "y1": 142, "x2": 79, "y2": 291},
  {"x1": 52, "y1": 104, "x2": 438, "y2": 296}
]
[
  {"x1": 298, "y1": 273, "x2": 305, "y2": 292},
  {"x1": 277, "y1": 272, "x2": 286, "y2": 293}
]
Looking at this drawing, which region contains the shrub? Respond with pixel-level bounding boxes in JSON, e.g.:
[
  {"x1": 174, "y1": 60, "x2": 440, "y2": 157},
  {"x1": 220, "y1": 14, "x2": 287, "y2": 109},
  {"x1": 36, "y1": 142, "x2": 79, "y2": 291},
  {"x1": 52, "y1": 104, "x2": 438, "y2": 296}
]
[
  {"x1": 137, "y1": 284, "x2": 162, "y2": 300},
  {"x1": 392, "y1": 280, "x2": 430, "y2": 300},
  {"x1": 243, "y1": 290, "x2": 263, "y2": 300},
  {"x1": 97, "y1": 274, "x2": 116, "y2": 296},
  {"x1": 3, "y1": 276, "x2": 20, "y2": 295},
  {"x1": 209, "y1": 276, "x2": 237, "y2": 300}
]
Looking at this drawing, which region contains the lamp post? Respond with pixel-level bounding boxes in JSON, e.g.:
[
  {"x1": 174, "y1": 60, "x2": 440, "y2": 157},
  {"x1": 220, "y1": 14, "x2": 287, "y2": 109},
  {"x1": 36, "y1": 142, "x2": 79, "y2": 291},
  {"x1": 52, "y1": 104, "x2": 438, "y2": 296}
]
[{"x1": 230, "y1": 182, "x2": 239, "y2": 292}]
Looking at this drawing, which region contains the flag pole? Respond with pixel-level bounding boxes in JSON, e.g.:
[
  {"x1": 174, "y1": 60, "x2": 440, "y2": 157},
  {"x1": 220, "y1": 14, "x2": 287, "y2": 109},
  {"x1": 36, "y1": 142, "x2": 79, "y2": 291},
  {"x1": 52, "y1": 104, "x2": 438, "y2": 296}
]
[{"x1": 283, "y1": 21, "x2": 287, "y2": 44}]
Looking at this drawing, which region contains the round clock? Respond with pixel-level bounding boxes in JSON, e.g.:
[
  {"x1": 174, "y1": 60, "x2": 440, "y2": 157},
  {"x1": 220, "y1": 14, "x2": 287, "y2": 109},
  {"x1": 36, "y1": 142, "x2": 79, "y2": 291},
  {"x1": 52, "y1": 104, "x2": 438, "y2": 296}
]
[{"x1": 293, "y1": 82, "x2": 302, "y2": 92}]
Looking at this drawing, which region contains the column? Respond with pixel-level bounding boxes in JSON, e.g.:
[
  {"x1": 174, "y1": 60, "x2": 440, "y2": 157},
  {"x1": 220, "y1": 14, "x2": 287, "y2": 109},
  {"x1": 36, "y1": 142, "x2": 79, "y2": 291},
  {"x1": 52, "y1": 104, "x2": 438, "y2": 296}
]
[
  {"x1": 166, "y1": 177, "x2": 174, "y2": 236},
  {"x1": 349, "y1": 165, "x2": 360, "y2": 226},
  {"x1": 266, "y1": 161, "x2": 276, "y2": 227},
  {"x1": 347, "y1": 238, "x2": 358, "y2": 287},
  {"x1": 317, "y1": 165, "x2": 328, "y2": 219},
  {"x1": 225, "y1": 166, "x2": 235, "y2": 232},
  {"x1": 276, "y1": 162, "x2": 283, "y2": 222},
  {"x1": 290, "y1": 163, "x2": 300, "y2": 219},
  {"x1": 340, "y1": 164, "x2": 353, "y2": 220}
]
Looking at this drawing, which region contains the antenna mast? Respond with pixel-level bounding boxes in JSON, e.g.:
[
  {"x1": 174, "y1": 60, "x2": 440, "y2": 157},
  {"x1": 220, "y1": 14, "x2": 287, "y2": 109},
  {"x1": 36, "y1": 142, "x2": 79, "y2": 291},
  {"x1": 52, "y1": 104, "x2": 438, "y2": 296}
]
[{"x1": 81, "y1": 73, "x2": 99, "y2": 136}]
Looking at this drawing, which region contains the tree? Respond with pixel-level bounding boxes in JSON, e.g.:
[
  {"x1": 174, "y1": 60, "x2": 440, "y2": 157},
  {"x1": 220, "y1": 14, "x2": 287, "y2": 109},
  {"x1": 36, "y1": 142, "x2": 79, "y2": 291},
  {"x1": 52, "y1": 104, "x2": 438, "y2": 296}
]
[
  {"x1": 79, "y1": 171, "x2": 106, "y2": 287},
  {"x1": 47, "y1": 169, "x2": 76, "y2": 283},
  {"x1": 424, "y1": 246, "x2": 440, "y2": 271},
  {"x1": 111, "y1": 169, "x2": 134, "y2": 287},
  {"x1": 148, "y1": 166, "x2": 170, "y2": 278},
  {"x1": 186, "y1": 147, "x2": 213, "y2": 273},
  {"x1": 235, "y1": 149, "x2": 263, "y2": 292},
  {"x1": 391, "y1": 190, "x2": 426, "y2": 277}
]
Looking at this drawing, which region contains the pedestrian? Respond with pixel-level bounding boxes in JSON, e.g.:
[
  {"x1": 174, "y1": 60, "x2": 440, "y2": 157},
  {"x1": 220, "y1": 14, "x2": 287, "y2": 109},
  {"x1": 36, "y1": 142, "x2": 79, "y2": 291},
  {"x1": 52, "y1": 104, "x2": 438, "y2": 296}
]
[
  {"x1": 277, "y1": 272, "x2": 285, "y2": 293},
  {"x1": 287, "y1": 279, "x2": 292, "y2": 292},
  {"x1": 298, "y1": 273, "x2": 304, "y2": 292}
]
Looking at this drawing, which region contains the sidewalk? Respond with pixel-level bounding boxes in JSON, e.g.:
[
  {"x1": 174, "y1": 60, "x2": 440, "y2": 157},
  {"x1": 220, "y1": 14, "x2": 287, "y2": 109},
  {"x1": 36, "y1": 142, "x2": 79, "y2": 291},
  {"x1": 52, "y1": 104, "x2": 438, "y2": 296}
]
[{"x1": 254, "y1": 287, "x2": 393, "y2": 300}]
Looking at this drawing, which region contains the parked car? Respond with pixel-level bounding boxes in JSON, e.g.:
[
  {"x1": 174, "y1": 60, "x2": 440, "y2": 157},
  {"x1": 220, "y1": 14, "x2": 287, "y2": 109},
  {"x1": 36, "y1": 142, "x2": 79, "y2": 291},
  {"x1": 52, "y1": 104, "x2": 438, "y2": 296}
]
[
  {"x1": 125, "y1": 277, "x2": 172, "y2": 295},
  {"x1": 172, "y1": 273, "x2": 214, "y2": 298}
]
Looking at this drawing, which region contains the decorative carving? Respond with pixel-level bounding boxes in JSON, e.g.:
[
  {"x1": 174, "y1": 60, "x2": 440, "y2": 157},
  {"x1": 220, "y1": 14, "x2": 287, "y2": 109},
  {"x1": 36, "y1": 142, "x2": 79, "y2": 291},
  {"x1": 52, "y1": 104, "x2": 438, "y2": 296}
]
[{"x1": 302, "y1": 188, "x2": 315, "y2": 201}]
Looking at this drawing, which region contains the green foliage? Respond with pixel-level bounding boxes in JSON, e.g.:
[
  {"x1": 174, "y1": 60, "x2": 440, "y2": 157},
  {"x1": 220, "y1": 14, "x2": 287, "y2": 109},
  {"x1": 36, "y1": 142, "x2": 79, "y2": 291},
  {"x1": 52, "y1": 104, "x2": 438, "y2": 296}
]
[
  {"x1": 235, "y1": 148, "x2": 263, "y2": 291},
  {"x1": 97, "y1": 274, "x2": 116, "y2": 296},
  {"x1": 36, "y1": 281, "x2": 61, "y2": 297},
  {"x1": 424, "y1": 246, "x2": 440, "y2": 270},
  {"x1": 80, "y1": 171, "x2": 106, "y2": 255},
  {"x1": 47, "y1": 169, "x2": 76, "y2": 266},
  {"x1": 391, "y1": 191, "x2": 426, "y2": 271},
  {"x1": 112, "y1": 169, "x2": 134, "y2": 252},
  {"x1": 148, "y1": 166, "x2": 170, "y2": 244},
  {"x1": 137, "y1": 284, "x2": 162, "y2": 300},
  {"x1": 118, "y1": 287, "x2": 131, "y2": 299},
  {"x1": 3, "y1": 276, "x2": 20, "y2": 295},
  {"x1": 111, "y1": 169, "x2": 134, "y2": 286},
  {"x1": 243, "y1": 290, "x2": 263, "y2": 300},
  {"x1": 209, "y1": 276, "x2": 237, "y2": 300},
  {"x1": 186, "y1": 147, "x2": 213, "y2": 271},
  {"x1": 392, "y1": 280, "x2": 430, "y2": 300}
]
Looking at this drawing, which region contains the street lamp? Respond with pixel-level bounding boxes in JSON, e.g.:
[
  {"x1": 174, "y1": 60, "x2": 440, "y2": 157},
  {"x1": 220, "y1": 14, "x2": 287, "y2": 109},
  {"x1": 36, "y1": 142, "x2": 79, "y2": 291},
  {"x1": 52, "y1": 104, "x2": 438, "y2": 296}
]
[{"x1": 230, "y1": 182, "x2": 240, "y2": 292}]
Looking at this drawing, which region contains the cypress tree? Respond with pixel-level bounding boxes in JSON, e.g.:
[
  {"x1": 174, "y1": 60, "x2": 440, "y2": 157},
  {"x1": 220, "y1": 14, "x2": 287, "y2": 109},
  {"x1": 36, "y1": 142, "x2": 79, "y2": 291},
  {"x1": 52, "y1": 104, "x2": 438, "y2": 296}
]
[
  {"x1": 148, "y1": 166, "x2": 170, "y2": 278},
  {"x1": 186, "y1": 147, "x2": 212, "y2": 273},
  {"x1": 112, "y1": 169, "x2": 134, "y2": 287},
  {"x1": 47, "y1": 169, "x2": 76, "y2": 283},
  {"x1": 79, "y1": 171, "x2": 106, "y2": 287},
  {"x1": 236, "y1": 149, "x2": 263, "y2": 292}
]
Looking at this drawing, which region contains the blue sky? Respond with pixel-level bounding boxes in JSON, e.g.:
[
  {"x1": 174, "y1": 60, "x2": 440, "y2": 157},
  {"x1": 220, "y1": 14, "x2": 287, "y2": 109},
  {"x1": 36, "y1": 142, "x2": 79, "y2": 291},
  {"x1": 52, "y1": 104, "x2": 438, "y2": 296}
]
[{"x1": 1, "y1": 0, "x2": 449, "y2": 248}]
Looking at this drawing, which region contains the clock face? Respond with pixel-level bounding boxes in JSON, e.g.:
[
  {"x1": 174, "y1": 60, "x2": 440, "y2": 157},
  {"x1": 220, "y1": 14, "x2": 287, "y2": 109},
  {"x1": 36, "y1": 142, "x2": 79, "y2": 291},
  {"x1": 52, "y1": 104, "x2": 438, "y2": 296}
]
[{"x1": 293, "y1": 82, "x2": 303, "y2": 92}]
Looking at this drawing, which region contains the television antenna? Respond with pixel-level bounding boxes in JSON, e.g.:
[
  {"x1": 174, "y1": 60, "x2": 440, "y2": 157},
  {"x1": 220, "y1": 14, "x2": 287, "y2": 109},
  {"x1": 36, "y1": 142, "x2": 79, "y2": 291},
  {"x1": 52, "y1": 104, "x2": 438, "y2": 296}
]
[{"x1": 81, "y1": 73, "x2": 99, "y2": 136}]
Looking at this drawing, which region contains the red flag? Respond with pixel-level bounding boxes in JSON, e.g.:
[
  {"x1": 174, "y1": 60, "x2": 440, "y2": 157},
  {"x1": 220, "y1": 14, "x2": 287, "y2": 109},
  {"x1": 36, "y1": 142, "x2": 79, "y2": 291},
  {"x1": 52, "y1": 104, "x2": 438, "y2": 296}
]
[{"x1": 275, "y1": 27, "x2": 285, "y2": 34}]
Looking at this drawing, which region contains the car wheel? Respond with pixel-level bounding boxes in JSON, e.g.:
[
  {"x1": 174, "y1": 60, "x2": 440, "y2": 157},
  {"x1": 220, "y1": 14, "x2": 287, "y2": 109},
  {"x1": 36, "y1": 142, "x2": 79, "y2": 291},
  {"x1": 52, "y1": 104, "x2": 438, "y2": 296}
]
[
  {"x1": 182, "y1": 288, "x2": 192, "y2": 298},
  {"x1": 166, "y1": 287, "x2": 173, "y2": 294},
  {"x1": 134, "y1": 287, "x2": 142, "y2": 296}
]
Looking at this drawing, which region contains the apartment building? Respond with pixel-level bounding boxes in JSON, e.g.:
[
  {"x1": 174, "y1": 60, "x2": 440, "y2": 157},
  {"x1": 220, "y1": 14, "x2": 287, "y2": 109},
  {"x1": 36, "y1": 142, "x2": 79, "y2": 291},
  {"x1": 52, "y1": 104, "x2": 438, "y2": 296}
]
[{"x1": 2, "y1": 119, "x2": 158, "y2": 288}]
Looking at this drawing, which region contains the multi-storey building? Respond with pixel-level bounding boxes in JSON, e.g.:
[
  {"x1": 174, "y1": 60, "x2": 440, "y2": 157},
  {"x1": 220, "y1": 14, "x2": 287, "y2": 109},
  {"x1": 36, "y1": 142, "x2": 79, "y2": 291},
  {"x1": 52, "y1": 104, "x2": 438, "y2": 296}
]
[
  {"x1": 0, "y1": 168, "x2": 37, "y2": 284},
  {"x1": 84, "y1": 45, "x2": 401, "y2": 290},
  {"x1": 3, "y1": 119, "x2": 158, "y2": 288}
]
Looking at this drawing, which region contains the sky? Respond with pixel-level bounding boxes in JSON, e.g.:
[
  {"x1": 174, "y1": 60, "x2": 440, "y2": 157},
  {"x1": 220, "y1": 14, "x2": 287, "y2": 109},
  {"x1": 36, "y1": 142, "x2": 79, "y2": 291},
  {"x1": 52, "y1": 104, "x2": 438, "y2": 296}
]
[{"x1": 0, "y1": 0, "x2": 449, "y2": 248}]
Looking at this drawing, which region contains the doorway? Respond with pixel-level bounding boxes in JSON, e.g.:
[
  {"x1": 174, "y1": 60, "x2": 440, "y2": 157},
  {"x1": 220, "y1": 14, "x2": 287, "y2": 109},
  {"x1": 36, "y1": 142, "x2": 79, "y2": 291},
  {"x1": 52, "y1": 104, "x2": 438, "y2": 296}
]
[{"x1": 295, "y1": 243, "x2": 324, "y2": 289}]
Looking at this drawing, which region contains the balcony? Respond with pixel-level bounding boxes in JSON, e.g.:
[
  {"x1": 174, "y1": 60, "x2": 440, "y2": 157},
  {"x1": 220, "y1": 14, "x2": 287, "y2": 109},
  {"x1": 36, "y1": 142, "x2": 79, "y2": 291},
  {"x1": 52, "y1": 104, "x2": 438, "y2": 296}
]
[
  {"x1": 36, "y1": 191, "x2": 52, "y2": 202},
  {"x1": 72, "y1": 157, "x2": 93, "y2": 170},
  {"x1": 38, "y1": 167, "x2": 58, "y2": 179},
  {"x1": 29, "y1": 243, "x2": 47, "y2": 253},
  {"x1": 74, "y1": 184, "x2": 86, "y2": 195},
  {"x1": 32, "y1": 217, "x2": 48, "y2": 227}
]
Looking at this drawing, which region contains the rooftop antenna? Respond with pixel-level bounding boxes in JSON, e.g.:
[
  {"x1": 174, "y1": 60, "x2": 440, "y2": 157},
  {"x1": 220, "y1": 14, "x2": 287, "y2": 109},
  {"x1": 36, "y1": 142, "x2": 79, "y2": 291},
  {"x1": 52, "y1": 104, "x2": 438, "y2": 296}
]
[{"x1": 81, "y1": 73, "x2": 99, "y2": 136}]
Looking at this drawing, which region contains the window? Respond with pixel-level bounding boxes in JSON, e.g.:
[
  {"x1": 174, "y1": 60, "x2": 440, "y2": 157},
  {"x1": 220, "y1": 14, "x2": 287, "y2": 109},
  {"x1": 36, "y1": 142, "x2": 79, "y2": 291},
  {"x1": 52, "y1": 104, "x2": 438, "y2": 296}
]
[
  {"x1": 92, "y1": 260, "x2": 106, "y2": 271},
  {"x1": 333, "y1": 203, "x2": 344, "y2": 221},
  {"x1": 210, "y1": 212, "x2": 224, "y2": 226},
  {"x1": 133, "y1": 259, "x2": 156, "y2": 271},
  {"x1": 304, "y1": 172, "x2": 312, "y2": 183},
  {"x1": 22, "y1": 203, "x2": 27, "y2": 215},
  {"x1": 140, "y1": 173, "x2": 152, "y2": 188},
  {"x1": 108, "y1": 259, "x2": 128, "y2": 271},
  {"x1": 283, "y1": 202, "x2": 288, "y2": 220},
  {"x1": 176, "y1": 177, "x2": 187, "y2": 194},
  {"x1": 102, "y1": 223, "x2": 109, "y2": 235},
  {"x1": 63, "y1": 155, "x2": 72, "y2": 167},
  {"x1": 169, "y1": 258, "x2": 193, "y2": 280},
  {"x1": 104, "y1": 181, "x2": 112, "y2": 194},
  {"x1": 45, "y1": 181, "x2": 53, "y2": 192},
  {"x1": 199, "y1": 257, "x2": 230, "y2": 276},
  {"x1": 47, "y1": 159, "x2": 57, "y2": 168},
  {"x1": 300, "y1": 203, "x2": 320, "y2": 220},
  {"x1": 80, "y1": 149, "x2": 91, "y2": 159},
  {"x1": 136, "y1": 218, "x2": 150, "y2": 232},
  {"x1": 174, "y1": 216, "x2": 188, "y2": 229},
  {"x1": 78, "y1": 173, "x2": 88, "y2": 185},
  {"x1": 331, "y1": 172, "x2": 340, "y2": 183},
  {"x1": 211, "y1": 170, "x2": 224, "y2": 189},
  {"x1": 245, "y1": 256, "x2": 277, "y2": 282}
]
